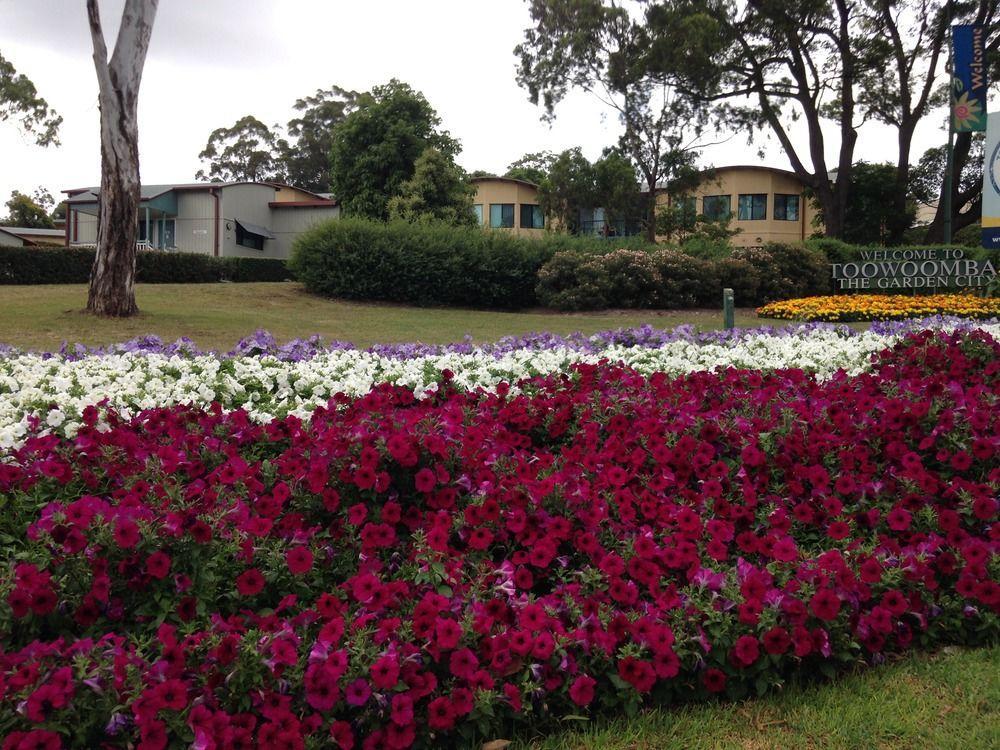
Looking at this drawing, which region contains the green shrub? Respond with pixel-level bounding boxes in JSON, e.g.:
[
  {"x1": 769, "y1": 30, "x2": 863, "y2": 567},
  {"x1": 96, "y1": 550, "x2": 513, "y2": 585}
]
[
  {"x1": 594, "y1": 249, "x2": 661, "y2": 308},
  {"x1": 0, "y1": 246, "x2": 94, "y2": 284},
  {"x1": 732, "y1": 243, "x2": 830, "y2": 302},
  {"x1": 218, "y1": 257, "x2": 291, "y2": 282},
  {"x1": 651, "y1": 249, "x2": 717, "y2": 308},
  {"x1": 136, "y1": 251, "x2": 221, "y2": 283},
  {"x1": 0, "y1": 245, "x2": 288, "y2": 285},
  {"x1": 535, "y1": 252, "x2": 609, "y2": 310},
  {"x1": 291, "y1": 219, "x2": 564, "y2": 309},
  {"x1": 715, "y1": 257, "x2": 762, "y2": 305}
]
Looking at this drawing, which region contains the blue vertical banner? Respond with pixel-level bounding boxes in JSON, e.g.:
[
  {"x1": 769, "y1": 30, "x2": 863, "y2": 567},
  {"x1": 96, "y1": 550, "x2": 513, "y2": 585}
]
[{"x1": 952, "y1": 24, "x2": 987, "y2": 132}]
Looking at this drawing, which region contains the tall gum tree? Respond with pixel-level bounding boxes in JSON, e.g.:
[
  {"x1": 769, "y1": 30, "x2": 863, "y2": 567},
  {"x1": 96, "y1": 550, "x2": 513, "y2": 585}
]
[{"x1": 86, "y1": 0, "x2": 158, "y2": 317}]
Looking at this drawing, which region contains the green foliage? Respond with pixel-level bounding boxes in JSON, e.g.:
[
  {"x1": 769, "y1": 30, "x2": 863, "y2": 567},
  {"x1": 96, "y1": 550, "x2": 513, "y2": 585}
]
[
  {"x1": 534, "y1": 252, "x2": 610, "y2": 311},
  {"x1": 289, "y1": 218, "x2": 552, "y2": 309},
  {"x1": 732, "y1": 243, "x2": 829, "y2": 303},
  {"x1": 516, "y1": 0, "x2": 709, "y2": 241},
  {"x1": 538, "y1": 148, "x2": 598, "y2": 233},
  {"x1": 387, "y1": 147, "x2": 476, "y2": 227},
  {"x1": 650, "y1": 249, "x2": 717, "y2": 308},
  {"x1": 535, "y1": 148, "x2": 641, "y2": 233},
  {"x1": 827, "y1": 162, "x2": 916, "y2": 246},
  {"x1": 2, "y1": 189, "x2": 55, "y2": 228},
  {"x1": 281, "y1": 86, "x2": 359, "y2": 193},
  {"x1": 537, "y1": 242, "x2": 829, "y2": 310},
  {"x1": 505, "y1": 151, "x2": 556, "y2": 185},
  {"x1": 0, "y1": 52, "x2": 61, "y2": 146},
  {"x1": 593, "y1": 150, "x2": 642, "y2": 223},
  {"x1": 0, "y1": 246, "x2": 289, "y2": 284},
  {"x1": 330, "y1": 80, "x2": 460, "y2": 221},
  {"x1": 196, "y1": 115, "x2": 285, "y2": 183}
]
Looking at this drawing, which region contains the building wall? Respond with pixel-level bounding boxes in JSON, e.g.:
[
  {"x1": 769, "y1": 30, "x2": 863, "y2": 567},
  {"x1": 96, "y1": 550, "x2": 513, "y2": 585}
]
[
  {"x1": 0, "y1": 229, "x2": 26, "y2": 247},
  {"x1": 656, "y1": 167, "x2": 821, "y2": 247},
  {"x1": 219, "y1": 184, "x2": 285, "y2": 259},
  {"x1": 272, "y1": 185, "x2": 324, "y2": 202},
  {"x1": 471, "y1": 179, "x2": 545, "y2": 238},
  {"x1": 68, "y1": 208, "x2": 98, "y2": 244},
  {"x1": 270, "y1": 206, "x2": 340, "y2": 257},
  {"x1": 65, "y1": 184, "x2": 335, "y2": 259},
  {"x1": 174, "y1": 191, "x2": 217, "y2": 255}
]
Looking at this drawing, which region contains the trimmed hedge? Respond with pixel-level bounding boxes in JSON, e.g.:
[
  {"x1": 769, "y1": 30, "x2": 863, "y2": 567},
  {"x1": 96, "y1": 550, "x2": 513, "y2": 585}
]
[
  {"x1": 290, "y1": 219, "x2": 659, "y2": 309},
  {"x1": 0, "y1": 246, "x2": 290, "y2": 284},
  {"x1": 536, "y1": 243, "x2": 830, "y2": 310}
]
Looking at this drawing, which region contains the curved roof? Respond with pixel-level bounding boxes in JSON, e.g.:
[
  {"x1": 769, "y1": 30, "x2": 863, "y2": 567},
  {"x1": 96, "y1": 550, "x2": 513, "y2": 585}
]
[{"x1": 469, "y1": 175, "x2": 540, "y2": 189}]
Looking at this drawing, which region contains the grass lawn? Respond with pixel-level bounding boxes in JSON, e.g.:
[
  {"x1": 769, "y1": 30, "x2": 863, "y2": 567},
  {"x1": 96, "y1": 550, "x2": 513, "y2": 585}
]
[
  {"x1": 525, "y1": 646, "x2": 999, "y2": 750},
  {"x1": 0, "y1": 282, "x2": 781, "y2": 350}
]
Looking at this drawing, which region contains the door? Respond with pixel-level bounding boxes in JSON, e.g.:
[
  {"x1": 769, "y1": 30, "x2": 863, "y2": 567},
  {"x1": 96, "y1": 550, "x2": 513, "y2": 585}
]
[{"x1": 162, "y1": 219, "x2": 175, "y2": 249}]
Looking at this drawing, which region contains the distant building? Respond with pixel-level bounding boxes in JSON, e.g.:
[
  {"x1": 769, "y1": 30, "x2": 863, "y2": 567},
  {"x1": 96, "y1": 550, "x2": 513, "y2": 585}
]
[
  {"x1": 659, "y1": 166, "x2": 821, "y2": 247},
  {"x1": 0, "y1": 226, "x2": 65, "y2": 246},
  {"x1": 470, "y1": 176, "x2": 546, "y2": 238},
  {"x1": 63, "y1": 182, "x2": 339, "y2": 259}
]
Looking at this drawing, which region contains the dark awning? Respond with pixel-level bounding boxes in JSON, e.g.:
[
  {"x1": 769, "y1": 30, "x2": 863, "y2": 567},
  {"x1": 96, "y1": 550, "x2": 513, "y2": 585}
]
[{"x1": 236, "y1": 219, "x2": 276, "y2": 239}]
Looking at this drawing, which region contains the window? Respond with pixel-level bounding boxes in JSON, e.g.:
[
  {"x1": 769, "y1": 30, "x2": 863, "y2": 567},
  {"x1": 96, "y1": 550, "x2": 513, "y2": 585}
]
[
  {"x1": 472, "y1": 204, "x2": 483, "y2": 225},
  {"x1": 236, "y1": 223, "x2": 264, "y2": 250},
  {"x1": 702, "y1": 195, "x2": 731, "y2": 220},
  {"x1": 489, "y1": 203, "x2": 514, "y2": 228},
  {"x1": 738, "y1": 193, "x2": 767, "y2": 221},
  {"x1": 774, "y1": 194, "x2": 800, "y2": 221},
  {"x1": 520, "y1": 204, "x2": 544, "y2": 229}
]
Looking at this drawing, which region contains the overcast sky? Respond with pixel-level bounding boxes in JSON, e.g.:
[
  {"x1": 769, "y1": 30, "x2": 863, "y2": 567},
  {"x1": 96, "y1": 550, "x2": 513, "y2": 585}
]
[{"x1": 0, "y1": 0, "x2": 955, "y2": 206}]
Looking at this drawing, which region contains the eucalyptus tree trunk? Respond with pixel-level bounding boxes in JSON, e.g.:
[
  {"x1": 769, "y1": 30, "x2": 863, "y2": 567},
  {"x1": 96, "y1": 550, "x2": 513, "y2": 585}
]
[{"x1": 85, "y1": 0, "x2": 158, "y2": 317}]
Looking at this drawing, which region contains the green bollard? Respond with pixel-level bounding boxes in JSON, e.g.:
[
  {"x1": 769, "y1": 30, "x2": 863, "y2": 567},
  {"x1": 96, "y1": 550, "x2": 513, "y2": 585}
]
[{"x1": 723, "y1": 288, "x2": 735, "y2": 329}]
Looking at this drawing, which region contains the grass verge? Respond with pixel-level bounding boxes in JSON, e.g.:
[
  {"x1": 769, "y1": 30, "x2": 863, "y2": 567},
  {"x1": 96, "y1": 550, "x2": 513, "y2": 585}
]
[
  {"x1": 0, "y1": 282, "x2": 780, "y2": 350},
  {"x1": 522, "y1": 647, "x2": 999, "y2": 750}
]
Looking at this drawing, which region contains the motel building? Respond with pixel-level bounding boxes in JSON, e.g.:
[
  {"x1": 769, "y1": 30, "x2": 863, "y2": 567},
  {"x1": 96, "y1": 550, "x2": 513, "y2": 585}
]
[
  {"x1": 471, "y1": 166, "x2": 821, "y2": 246},
  {"x1": 656, "y1": 165, "x2": 822, "y2": 247}
]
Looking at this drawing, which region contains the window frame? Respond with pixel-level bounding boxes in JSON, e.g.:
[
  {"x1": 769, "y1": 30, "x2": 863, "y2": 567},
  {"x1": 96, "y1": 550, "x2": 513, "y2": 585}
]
[
  {"x1": 489, "y1": 203, "x2": 515, "y2": 228},
  {"x1": 737, "y1": 193, "x2": 767, "y2": 221},
  {"x1": 702, "y1": 194, "x2": 731, "y2": 221},
  {"x1": 773, "y1": 194, "x2": 800, "y2": 221},
  {"x1": 235, "y1": 223, "x2": 265, "y2": 250},
  {"x1": 519, "y1": 203, "x2": 544, "y2": 229}
]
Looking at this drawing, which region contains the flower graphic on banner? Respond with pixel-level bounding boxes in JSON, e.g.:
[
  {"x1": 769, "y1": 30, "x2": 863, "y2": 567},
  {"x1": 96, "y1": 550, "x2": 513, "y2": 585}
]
[{"x1": 953, "y1": 90, "x2": 984, "y2": 131}]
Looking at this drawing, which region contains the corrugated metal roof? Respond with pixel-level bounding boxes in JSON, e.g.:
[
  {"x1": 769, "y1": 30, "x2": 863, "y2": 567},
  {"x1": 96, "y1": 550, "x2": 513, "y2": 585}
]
[{"x1": 2, "y1": 227, "x2": 64, "y2": 236}]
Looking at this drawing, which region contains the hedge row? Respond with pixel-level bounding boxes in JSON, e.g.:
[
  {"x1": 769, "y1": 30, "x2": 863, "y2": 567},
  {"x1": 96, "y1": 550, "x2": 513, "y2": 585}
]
[
  {"x1": 288, "y1": 219, "x2": 645, "y2": 309},
  {"x1": 0, "y1": 246, "x2": 290, "y2": 284},
  {"x1": 536, "y1": 244, "x2": 831, "y2": 310}
]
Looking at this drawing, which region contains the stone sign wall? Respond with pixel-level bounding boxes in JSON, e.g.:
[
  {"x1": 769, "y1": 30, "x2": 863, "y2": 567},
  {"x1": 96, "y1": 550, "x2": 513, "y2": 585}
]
[{"x1": 831, "y1": 247, "x2": 997, "y2": 290}]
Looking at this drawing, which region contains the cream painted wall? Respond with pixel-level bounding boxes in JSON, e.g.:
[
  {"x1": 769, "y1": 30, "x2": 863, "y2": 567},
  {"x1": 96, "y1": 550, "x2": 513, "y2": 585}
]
[{"x1": 471, "y1": 178, "x2": 546, "y2": 238}]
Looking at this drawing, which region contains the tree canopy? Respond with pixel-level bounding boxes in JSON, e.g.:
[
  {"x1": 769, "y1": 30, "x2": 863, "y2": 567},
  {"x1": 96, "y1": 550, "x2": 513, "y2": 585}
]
[
  {"x1": 387, "y1": 147, "x2": 476, "y2": 226},
  {"x1": 1, "y1": 188, "x2": 55, "y2": 228},
  {"x1": 642, "y1": 0, "x2": 998, "y2": 242},
  {"x1": 281, "y1": 86, "x2": 359, "y2": 192},
  {"x1": 516, "y1": 0, "x2": 712, "y2": 240},
  {"x1": 330, "y1": 80, "x2": 461, "y2": 221},
  {"x1": 505, "y1": 151, "x2": 556, "y2": 185},
  {"x1": 537, "y1": 147, "x2": 641, "y2": 233},
  {"x1": 0, "y1": 51, "x2": 61, "y2": 146},
  {"x1": 196, "y1": 115, "x2": 285, "y2": 183}
]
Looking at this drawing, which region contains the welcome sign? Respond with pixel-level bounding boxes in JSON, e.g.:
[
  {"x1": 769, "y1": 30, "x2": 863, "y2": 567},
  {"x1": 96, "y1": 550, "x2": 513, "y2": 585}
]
[
  {"x1": 953, "y1": 25, "x2": 987, "y2": 132},
  {"x1": 831, "y1": 247, "x2": 996, "y2": 290}
]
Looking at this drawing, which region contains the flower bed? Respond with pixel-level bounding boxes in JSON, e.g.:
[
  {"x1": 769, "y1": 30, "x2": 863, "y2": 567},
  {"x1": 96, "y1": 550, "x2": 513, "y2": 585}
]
[
  {"x1": 0, "y1": 329, "x2": 997, "y2": 749},
  {"x1": 3, "y1": 319, "x2": 999, "y2": 449},
  {"x1": 757, "y1": 293, "x2": 1000, "y2": 322}
]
